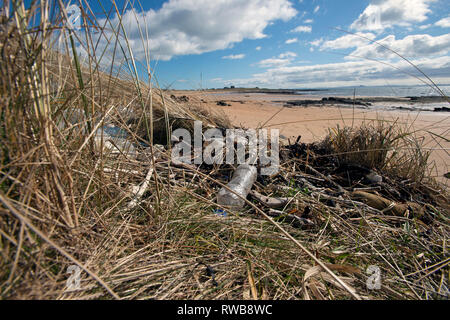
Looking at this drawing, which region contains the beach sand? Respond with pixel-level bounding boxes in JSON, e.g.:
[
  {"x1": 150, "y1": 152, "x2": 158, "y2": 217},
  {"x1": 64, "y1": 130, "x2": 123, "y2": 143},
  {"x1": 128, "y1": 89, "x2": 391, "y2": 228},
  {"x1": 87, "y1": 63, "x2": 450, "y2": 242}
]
[{"x1": 175, "y1": 90, "x2": 449, "y2": 186}]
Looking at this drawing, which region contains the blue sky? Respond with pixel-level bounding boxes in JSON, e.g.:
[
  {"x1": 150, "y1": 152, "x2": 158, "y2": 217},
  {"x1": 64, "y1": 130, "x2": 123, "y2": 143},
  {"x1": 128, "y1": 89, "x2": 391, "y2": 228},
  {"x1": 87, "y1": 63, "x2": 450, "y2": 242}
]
[{"x1": 77, "y1": 0, "x2": 450, "y2": 89}]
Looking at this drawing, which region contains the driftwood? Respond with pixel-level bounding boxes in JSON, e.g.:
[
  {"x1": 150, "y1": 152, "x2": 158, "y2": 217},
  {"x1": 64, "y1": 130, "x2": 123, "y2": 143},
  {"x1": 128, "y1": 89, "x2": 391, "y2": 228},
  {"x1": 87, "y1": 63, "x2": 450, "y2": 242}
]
[
  {"x1": 250, "y1": 190, "x2": 291, "y2": 209},
  {"x1": 267, "y1": 209, "x2": 314, "y2": 228},
  {"x1": 351, "y1": 191, "x2": 424, "y2": 218}
]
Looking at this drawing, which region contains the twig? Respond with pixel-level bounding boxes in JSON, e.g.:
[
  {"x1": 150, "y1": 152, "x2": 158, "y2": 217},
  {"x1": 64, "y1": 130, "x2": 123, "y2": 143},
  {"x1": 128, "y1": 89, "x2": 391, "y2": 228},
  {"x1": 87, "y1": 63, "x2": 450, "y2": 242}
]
[
  {"x1": 250, "y1": 190, "x2": 291, "y2": 209},
  {"x1": 127, "y1": 166, "x2": 154, "y2": 209}
]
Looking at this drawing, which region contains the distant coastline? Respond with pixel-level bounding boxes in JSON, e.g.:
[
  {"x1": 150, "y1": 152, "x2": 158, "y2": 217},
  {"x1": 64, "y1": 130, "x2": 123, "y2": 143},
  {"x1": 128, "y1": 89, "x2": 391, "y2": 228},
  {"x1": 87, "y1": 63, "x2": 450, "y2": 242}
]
[
  {"x1": 195, "y1": 84, "x2": 450, "y2": 99},
  {"x1": 174, "y1": 86, "x2": 450, "y2": 112},
  {"x1": 280, "y1": 96, "x2": 450, "y2": 112},
  {"x1": 201, "y1": 88, "x2": 323, "y2": 95}
]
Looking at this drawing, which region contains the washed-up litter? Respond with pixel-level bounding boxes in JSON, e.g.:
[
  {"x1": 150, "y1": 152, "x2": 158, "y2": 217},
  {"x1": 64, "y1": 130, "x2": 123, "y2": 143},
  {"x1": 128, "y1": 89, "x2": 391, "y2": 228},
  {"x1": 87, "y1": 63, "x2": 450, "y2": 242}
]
[
  {"x1": 217, "y1": 164, "x2": 257, "y2": 209},
  {"x1": 214, "y1": 209, "x2": 228, "y2": 217},
  {"x1": 94, "y1": 125, "x2": 136, "y2": 157}
]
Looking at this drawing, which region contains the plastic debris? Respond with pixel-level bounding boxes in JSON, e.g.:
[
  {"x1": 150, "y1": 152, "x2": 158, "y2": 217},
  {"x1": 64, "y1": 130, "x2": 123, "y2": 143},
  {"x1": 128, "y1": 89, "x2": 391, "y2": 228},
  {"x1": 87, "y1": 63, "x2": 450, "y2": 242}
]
[
  {"x1": 217, "y1": 164, "x2": 257, "y2": 209},
  {"x1": 214, "y1": 209, "x2": 227, "y2": 217}
]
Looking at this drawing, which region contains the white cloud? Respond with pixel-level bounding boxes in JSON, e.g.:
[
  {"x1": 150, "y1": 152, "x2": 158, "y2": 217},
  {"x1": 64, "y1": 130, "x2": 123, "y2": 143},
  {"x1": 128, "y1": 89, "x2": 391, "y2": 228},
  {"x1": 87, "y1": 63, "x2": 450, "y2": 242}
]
[
  {"x1": 304, "y1": 19, "x2": 314, "y2": 24},
  {"x1": 305, "y1": 30, "x2": 450, "y2": 87},
  {"x1": 313, "y1": 6, "x2": 320, "y2": 14},
  {"x1": 222, "y1": 54, "x2": 246, "y2": 60},
  {"x1": 348, "y1": 33, "x2": 450, "y2": 60},
  {"x1": 255, "y1": 46, "x2": 262, "y2": 51},
  {"x1": 228, "y1": 55, "x2": 450, "y2": 88},
  {"x1": 435, "y1": 16, "x2": 450, "y2": 28},
  {"x1": 285, "y1": 38, "x2": 298, "y2": 44},
  {"x1": 419, "y1": 24, "x2": 432, "y2": 30},
  {"x1": 291, "y1": 25, "x2": 312, "y2": 33},
  {"x1": 256, "y1": 51, "x2": 297, "y2": 67},
  {"x1": 257, "y1": 58, "x2": 291, "y2": 68},
  {"x1": 350, "y1": 0, "x2": 436, "y2": 32},
  {"x1": 98, "y1": 0, "x2": 297, "y2": 61},
  {"x1": 320, "y1": 32, "x2": 377, "y2": 50},
  {"x1": 310, "y1": 38, "x2": 324, "y2": 47},
  {"x1": 279, "y1": 51, "x2": 297, "y2": 58}
]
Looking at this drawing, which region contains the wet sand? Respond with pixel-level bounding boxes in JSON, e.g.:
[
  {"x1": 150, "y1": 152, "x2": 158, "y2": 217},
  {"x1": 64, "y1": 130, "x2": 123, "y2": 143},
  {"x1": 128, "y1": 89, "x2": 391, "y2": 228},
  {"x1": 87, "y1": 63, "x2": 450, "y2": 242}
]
[{"x1": 174, "y1": 90, "x2": 450, "y2": 186}]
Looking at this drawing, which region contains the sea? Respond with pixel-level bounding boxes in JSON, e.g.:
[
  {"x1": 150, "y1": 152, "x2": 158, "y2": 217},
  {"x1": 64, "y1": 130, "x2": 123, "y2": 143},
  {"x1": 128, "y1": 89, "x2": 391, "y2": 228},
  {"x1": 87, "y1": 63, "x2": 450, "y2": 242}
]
[
  {"x1": 212, "y1": 85, "x2": 450, "y2": 112},
  {"x1": 295, "y1": 84, "x2": 450, "y2": 98},
  {"x1": 290, "y1": 85, "x2": 450, "y2": 113}
]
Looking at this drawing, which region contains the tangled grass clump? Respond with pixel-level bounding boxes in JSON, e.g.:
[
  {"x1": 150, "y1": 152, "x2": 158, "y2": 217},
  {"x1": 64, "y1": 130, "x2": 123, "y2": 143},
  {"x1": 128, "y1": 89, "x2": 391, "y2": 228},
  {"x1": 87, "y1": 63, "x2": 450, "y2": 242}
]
[{"x1": 324, "y1": 121, "x2": 433, "y2": 185}]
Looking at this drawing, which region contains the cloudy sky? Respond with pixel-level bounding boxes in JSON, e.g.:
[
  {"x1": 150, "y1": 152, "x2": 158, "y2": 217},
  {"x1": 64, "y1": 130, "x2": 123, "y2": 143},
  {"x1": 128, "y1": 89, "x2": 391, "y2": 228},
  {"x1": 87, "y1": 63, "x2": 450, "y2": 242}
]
[{"x1": 88, "y1": 0, "x2": 450, "y2": 89}]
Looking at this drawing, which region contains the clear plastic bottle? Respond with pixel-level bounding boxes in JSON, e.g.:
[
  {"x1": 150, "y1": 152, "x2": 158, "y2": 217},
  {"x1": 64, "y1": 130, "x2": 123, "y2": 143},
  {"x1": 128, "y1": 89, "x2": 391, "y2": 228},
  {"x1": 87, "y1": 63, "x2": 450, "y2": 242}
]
[{"x1": 217, "y1": 164, "x2": 257, "y2": 209}]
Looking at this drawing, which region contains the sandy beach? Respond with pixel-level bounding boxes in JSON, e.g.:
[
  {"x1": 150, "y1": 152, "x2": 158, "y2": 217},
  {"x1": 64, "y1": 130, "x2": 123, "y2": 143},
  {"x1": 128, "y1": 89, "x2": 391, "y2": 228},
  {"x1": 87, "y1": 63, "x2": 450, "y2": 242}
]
[{"x1": 174, "y1": 90, "x2": 449, "y2": 185}]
